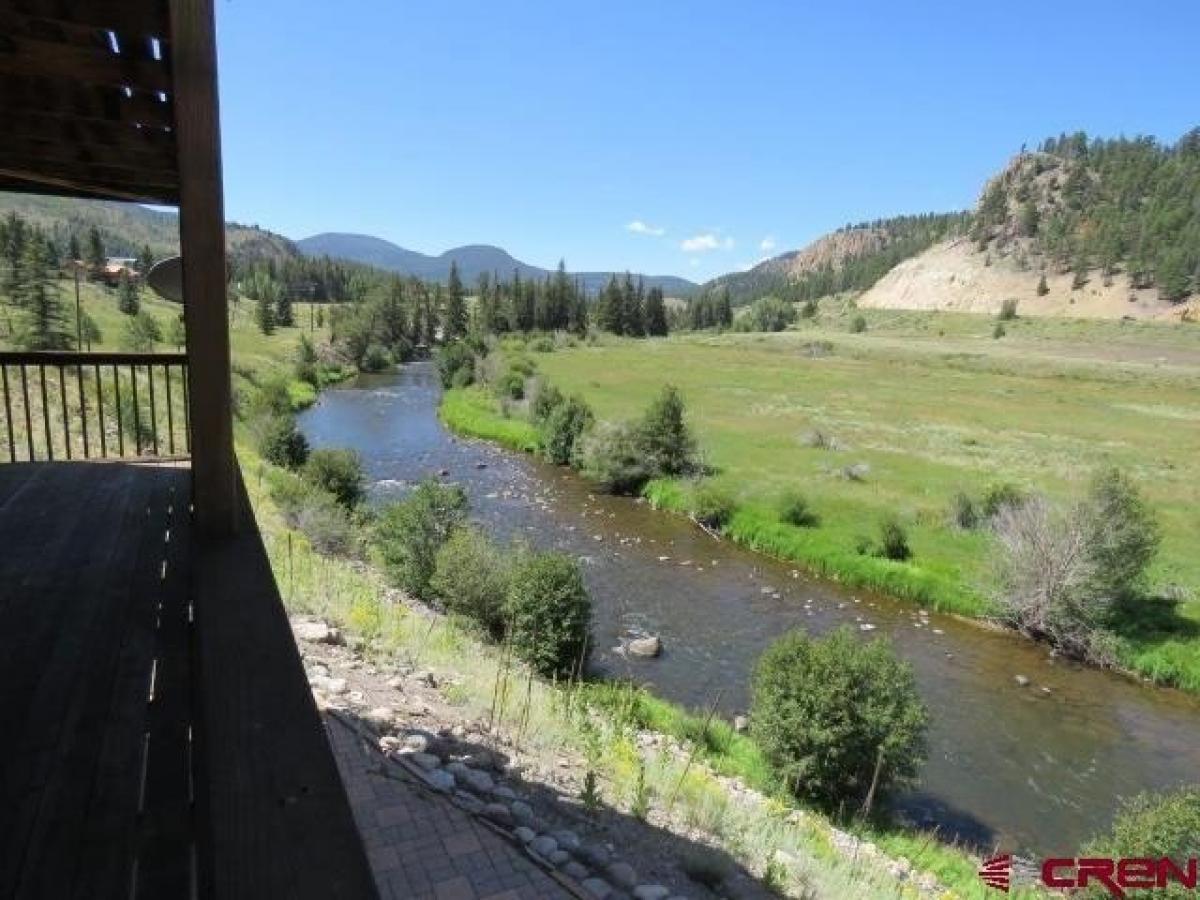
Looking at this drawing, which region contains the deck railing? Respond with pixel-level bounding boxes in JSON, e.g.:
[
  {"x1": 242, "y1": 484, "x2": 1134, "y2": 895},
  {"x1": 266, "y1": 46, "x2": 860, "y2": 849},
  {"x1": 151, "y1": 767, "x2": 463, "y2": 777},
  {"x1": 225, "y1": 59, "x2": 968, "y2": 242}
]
[{"x1": 0, "y1": 352, "x2": 190, "y2": 462}]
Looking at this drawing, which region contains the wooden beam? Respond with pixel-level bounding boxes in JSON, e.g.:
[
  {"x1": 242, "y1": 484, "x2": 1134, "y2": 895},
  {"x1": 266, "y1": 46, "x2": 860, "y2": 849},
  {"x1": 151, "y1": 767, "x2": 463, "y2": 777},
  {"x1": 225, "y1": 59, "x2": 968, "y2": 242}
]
[
  {"x1": 0, "y1": 167, "x2": 176, "y2": 204},
  {"x1": 0, "y1": 152, "x2": 177, "y2": 188},
  {"x1": 0, "y1": 138, "x2": 175, "y2": 177},
  {"x1": 172, "y1": 0, "x2": 236, "y2": 538},
  {"x1": 1, "y1": 74, "x2": 175, "y2": 129},
  {"x1": 0, "y1": 33, "x2": 172, "y2": 93},
  {"x1": 0, "y1": 110, "x2": 176, "y2": 155},
  {"x1": 7, "y1": 0, "x2": 170, "y2": 38}
]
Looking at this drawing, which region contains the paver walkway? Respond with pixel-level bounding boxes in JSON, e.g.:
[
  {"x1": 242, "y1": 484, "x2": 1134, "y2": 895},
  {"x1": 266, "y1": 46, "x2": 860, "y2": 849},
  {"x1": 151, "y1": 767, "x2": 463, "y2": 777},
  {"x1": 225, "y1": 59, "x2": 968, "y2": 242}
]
[{"x1": 327, "y1": 714, "x2": 573, "y2": 900}]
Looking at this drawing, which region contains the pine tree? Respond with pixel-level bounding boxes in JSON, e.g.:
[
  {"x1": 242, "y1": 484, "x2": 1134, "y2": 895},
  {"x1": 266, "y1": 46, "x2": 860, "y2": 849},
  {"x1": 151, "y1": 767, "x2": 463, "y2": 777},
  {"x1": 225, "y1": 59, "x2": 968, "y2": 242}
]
[
  {"x1": 117, "y1": 272, "x2": 140, "y2": 315},
  {"x1": 624, "y1": 275, "x2": 645, "y2": 336},
  {"x1": 276, "y1": 291, "x2": 294, "y2": 326},
  {"x1": 2, "y1": 211, "x2": 28, "y2": 304},
  {"x1": 254, "y1": 291, "x2": 275, "y2": 334},
  {"x1": 18, "y1": 238, "x2": 73, "y2": 350},
  {"x1": 67, "y1": 233, "x2": 81, "y2": 265},
  {"x1": 85, "y1": 226, "x2": 105, "y2": 275},
  {"x1": 717, "y1": 288, "x2": 734, "y2": 328},
  {"x1": 644, "y1": 286, "x2": 668, "y2": 336},
  {"x1": 136, "y1": 243, "x2": 156, "y2": 277},
  {"x1": 596, "y1": 276, "x2": 623, "y2": 334},
  {"x1": 444, "y1": 261, "x2": 467, "y2": 338}
]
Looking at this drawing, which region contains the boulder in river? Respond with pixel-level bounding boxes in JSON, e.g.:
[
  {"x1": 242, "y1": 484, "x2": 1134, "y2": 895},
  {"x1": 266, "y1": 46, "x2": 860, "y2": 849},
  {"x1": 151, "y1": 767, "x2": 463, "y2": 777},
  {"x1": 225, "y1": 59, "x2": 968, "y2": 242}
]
[
  {"x1": 1014, "y1": 675, "x2": 1030, "y2": 687},
  {"x1": 627, "y1": 635, "x2": 662, "y2": 658}
]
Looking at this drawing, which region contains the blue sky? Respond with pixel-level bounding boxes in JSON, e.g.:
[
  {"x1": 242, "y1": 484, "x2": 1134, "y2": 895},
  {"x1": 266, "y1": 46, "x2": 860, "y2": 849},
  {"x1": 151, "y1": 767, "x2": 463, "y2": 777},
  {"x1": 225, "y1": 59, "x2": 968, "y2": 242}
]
[{"x1": 215, "y1": 0, "x2": 1199, "y2": 282}]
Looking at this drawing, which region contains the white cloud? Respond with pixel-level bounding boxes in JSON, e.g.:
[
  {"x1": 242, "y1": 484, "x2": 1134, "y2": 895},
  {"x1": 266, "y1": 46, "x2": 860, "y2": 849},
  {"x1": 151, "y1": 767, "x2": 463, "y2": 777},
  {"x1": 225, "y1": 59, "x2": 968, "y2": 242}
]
[
  {"x1": 626, "y1": 219, "x2": 665, "y2": 237},
  {"x1": 681, "y1": 232, "x2": 734, "y2": 253},
  {"x1": 759, "y1": 235, "x2": 777, "y2": 252}
]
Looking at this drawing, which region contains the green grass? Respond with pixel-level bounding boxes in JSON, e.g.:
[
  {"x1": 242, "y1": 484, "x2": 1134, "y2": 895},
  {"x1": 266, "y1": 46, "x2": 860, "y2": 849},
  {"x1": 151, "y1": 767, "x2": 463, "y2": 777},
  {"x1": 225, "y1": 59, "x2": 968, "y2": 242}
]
[
  {"x1": 457, "y1": 311, "x2": 1200, "y2": 691},
  {"x1": 439, "y1": 385, "x2": 540, "y2": 452}
]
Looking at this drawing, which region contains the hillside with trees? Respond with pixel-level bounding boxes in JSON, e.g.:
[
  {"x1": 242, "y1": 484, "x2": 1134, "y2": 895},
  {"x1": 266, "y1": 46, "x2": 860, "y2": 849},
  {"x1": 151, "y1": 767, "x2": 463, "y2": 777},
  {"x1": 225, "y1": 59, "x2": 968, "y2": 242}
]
[
  {"x1": 702, "y1": 213, "x2": 969, "y2": 307},
  {"x1": 862, "y1": 128, "x2": 1200, "y2": 320}
]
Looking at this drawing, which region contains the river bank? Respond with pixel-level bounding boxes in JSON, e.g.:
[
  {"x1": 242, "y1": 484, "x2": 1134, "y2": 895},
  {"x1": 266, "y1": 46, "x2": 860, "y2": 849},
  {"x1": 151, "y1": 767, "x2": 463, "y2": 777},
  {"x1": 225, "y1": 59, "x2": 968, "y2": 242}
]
[
  {"x1": 239, "y1": 440, "x2": 982, "y2": 898},
  {"x1": 300, "y1": 362, "x2": 1200, "y2": 863},
  {"x1": 528, "y1": 326, "x2": 1200, "y2": 694}
]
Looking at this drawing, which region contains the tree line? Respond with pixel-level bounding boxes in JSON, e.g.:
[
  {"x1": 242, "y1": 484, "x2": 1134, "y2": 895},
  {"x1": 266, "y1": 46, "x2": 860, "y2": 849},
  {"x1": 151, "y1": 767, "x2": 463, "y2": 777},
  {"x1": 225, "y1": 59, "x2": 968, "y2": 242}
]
[{"x1": 326, "y1": 259, "x2": 679, "y2": 370}]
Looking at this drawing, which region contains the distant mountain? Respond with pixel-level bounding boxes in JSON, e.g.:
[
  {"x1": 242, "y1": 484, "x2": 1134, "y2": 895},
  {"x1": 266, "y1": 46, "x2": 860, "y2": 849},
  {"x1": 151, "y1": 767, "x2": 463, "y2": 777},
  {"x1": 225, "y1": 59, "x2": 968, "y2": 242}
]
[{"x1": 297, "y1": 232, "x2": 698, "y2": 297}]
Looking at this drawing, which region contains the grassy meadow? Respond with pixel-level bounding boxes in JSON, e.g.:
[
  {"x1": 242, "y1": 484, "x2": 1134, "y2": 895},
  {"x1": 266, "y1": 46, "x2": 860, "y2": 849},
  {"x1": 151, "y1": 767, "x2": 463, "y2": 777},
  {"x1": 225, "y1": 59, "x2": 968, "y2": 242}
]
[{"x1": 504, "y1": 305, "x2": 1200, "y2": 689}]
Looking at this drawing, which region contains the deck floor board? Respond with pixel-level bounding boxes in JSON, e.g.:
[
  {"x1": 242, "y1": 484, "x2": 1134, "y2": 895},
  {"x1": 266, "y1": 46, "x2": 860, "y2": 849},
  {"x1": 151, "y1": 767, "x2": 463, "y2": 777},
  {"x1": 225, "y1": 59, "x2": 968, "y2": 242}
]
[{"x1": 0, "y1": 462, "x2": 376, "y2": 899}]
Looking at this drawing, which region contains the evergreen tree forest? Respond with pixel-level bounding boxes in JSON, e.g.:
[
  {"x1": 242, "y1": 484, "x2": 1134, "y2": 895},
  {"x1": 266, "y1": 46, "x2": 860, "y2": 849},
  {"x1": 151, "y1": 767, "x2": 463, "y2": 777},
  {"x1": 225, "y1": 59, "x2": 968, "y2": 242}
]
[
  {"x1": 983, "y1": 128, "x2": 1200, "y2": 301},
  {"x1": 0, "y1": 211, "x2": 74, "y2": 350}
]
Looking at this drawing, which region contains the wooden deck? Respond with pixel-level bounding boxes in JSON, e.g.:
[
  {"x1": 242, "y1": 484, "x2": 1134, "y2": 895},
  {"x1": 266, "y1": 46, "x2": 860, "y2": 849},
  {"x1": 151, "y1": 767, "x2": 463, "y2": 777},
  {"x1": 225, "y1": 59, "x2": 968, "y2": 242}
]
[{"x1": 0, "y1": 462, "x2": 376, "y2": 899}]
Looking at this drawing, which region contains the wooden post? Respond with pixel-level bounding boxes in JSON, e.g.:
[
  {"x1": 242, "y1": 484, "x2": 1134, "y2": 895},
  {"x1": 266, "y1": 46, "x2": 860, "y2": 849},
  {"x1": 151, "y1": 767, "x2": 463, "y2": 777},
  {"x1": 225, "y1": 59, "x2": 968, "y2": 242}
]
[{"x1": 171, "y1": 0, "x2": 237, "y2": 537}]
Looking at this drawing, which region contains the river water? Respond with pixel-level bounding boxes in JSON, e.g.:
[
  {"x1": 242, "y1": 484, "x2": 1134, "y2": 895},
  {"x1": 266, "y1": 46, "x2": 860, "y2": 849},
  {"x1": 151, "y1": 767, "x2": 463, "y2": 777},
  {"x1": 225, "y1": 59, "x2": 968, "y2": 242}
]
[{"x1": 299, "y1": 362, "x2": 1200, "y2": 855}]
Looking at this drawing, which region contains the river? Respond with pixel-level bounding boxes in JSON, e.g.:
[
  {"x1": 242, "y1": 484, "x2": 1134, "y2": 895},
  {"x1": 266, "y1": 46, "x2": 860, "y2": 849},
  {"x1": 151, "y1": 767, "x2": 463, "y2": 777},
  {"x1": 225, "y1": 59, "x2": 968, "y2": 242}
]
[{"x1": 299, "y1": 362, "x2": 1200, "y2": 855}]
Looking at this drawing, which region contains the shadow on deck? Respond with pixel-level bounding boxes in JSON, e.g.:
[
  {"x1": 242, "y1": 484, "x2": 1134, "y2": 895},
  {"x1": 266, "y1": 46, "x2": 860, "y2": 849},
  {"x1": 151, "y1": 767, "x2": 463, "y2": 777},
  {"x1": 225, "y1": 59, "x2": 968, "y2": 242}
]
[{"x1": 0, "y1": 461, "x2": 376, "y2": 899}]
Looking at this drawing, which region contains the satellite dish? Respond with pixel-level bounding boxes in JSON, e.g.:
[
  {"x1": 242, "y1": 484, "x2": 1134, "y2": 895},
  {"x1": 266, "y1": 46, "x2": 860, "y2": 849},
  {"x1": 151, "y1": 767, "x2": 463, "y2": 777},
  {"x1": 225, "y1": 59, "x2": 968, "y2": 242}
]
[{"x1": 147, "y1": 255, "x2": 184, "y2": 304}]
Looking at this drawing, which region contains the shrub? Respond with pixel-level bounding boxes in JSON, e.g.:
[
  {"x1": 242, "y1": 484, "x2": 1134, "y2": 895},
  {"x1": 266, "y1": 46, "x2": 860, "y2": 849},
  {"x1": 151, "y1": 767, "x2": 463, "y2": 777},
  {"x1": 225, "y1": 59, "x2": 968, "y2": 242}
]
[
  {"x1": 257, "y1": 414, "x2": 309, "y2": 469},
  {"x1": 638, "y1": 384, "x2": 697, "y2": 476},
  {"x1": 1080, "y1": 467, "x2": 1160, "y2": 605},
  {"x1": 800, "y1": 428, "x2": 839, "y2": 450},
  {"x1": 751, "y1": 627, "x2": 927, "y2": 810},
  {"x1": 302, "y1": 448, "x2": 366, "y2": 509},
  {"x1": 949, "y1": 492, "x2": 980, "y2": 530},
  {"x1": 998, "y1": 298, "x2": 1019, "y2": 320},
  {"x1": 575, "y1": 421, "x2": 653, "y2": 494},
  {"x1": 849, "y1": 314, "x2": 867, "y2": 333},
  {"x1": 374, "y1": 480, "x2": 468, "y2": 596},
  {"x1": 981, "y1": 481, "x2": 1025, "y2": 518},
  {"x1": 991, "y1": 470, "x2": 1160, "y2": 658},
  {"x1": 877, "y1": 516, "x2": 912, "y2": 561},
  {"x1": 360, "y1": 343, "x2": 392, "y2": 372},
  {"x1": 778, "y1": 490, "x2": 819, "y2": 527},
  {"x1": 742, "y1": 296, "x2": 797, "y2": 332},
  {"x1": 1082, "y1": 787, "x2": 1200, "y2": 900},
  {"x1": 435, "y1": 341, "x2": 475, "y2": 388},
  {"x1": 270, "y1": 476, "x2": 355, "y2": 556},
  {"x1": 992, "y1": 322, "x2": 1006, "y2": 339},
  {"x1": 991, "y1": 495, "x2": 1104, "y2": 657},
  {"x1": 691, "y1": 483, "x2": 734, "y2": 531},
  {"x1": 294, "y1": 335, "x2": 320, "y2": 386},
  {"x1": 539, "y1": 394, "x2": 594, "y2": 466},
  {"x1": 799, "y1": 297, "x2": 819, "y2": 319},
  {"x1": 840, "y1": 462, "x2": 870, "y2": 482},
  {"x1": 496, "y1": 368, "x2": 525, "y2": 400},
  {"x1": 529, "y1": 380, "x2": 564, "y2": 424},
  {"x1": 506, "y1": 551, "x2": 592, "y2": 678},
  {"x1": 248, "y1": 375, "x2": 294, "y2": 418},
  {"x1": 429, "y1": 527, "x2": 510, "y2": 639},
  {"x1": 121, "y1": 310, "x2": 161, "y2": 351}
]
